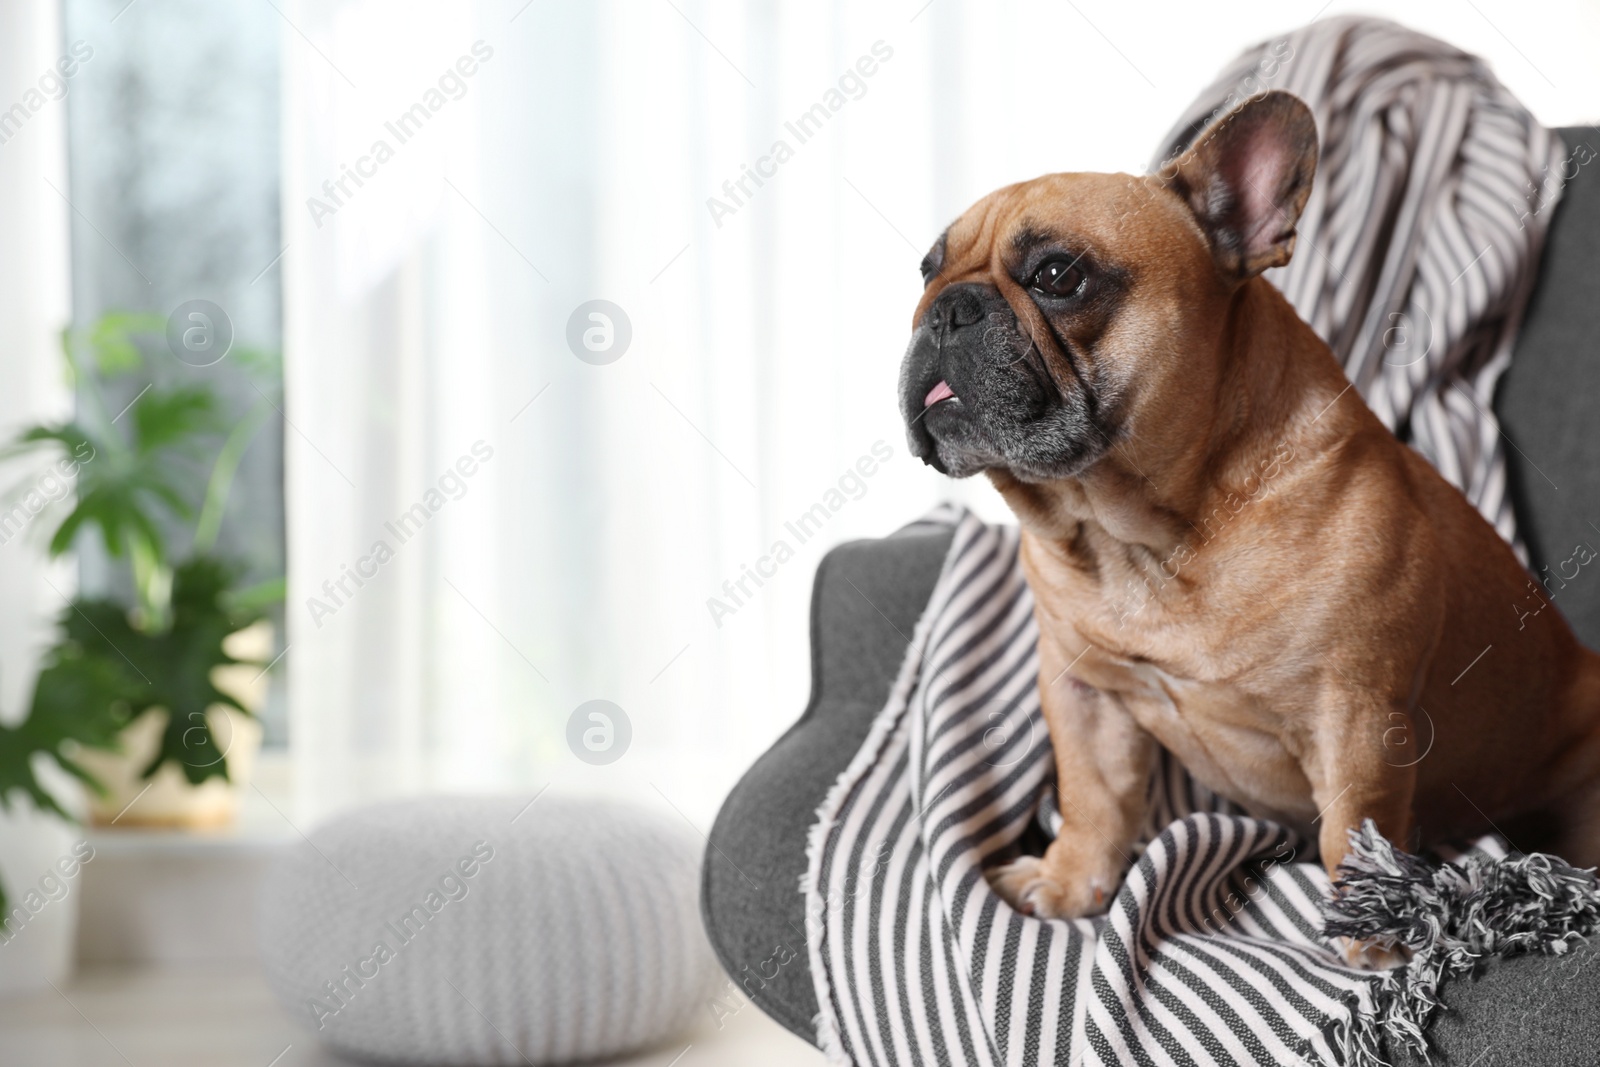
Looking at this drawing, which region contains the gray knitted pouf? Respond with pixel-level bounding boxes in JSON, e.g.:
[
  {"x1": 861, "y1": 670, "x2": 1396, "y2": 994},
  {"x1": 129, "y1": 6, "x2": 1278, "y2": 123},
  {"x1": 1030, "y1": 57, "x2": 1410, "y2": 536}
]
[{"x1": 258, "y1": 794, "x2": 721, "y2": 1065}]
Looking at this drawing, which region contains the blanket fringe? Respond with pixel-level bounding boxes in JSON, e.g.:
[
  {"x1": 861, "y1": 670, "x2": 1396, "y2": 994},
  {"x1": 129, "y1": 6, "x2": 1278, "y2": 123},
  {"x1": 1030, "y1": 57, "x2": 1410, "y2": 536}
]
[
  {"x1": 1322, "y1": 819, "x2": 1600, "y2": 1066},
  {"x1": 800, "y1": 510, "x2": 972, "y2": 1064}
]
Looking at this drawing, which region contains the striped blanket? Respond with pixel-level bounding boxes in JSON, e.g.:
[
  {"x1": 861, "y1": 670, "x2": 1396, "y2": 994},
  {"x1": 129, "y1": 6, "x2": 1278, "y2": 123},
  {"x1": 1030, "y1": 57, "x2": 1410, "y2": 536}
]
[
  {"x1": 806, "y1": 506, "x2": 1384, "y2": 1066},
  {"x1": 1155, "y1": 17, "x2": 1566, "y2": 557},
  {"x1": 803, "y1": 17, "x2": 1576, "y2": 1067}
]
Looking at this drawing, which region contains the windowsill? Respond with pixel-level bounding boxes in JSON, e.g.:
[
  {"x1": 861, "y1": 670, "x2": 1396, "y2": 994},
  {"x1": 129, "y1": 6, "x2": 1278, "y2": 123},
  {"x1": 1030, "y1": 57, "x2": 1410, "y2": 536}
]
[{"x1": 83, "y1": 747, "x2": 296, "y2": 855}]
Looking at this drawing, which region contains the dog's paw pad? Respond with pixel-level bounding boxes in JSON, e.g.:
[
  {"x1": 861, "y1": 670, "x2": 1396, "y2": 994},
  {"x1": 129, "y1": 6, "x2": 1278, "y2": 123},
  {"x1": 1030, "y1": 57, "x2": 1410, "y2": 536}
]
[{"x1": 1333, "y1": 935, "x2": 1411, "y2": 971}]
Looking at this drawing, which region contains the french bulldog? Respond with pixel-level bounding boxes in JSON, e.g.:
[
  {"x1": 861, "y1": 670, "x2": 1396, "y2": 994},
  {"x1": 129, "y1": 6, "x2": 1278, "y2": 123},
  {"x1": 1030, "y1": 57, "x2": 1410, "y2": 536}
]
[{"x1": 898, "y1": 90, "x2": 1600, "y2": 967}]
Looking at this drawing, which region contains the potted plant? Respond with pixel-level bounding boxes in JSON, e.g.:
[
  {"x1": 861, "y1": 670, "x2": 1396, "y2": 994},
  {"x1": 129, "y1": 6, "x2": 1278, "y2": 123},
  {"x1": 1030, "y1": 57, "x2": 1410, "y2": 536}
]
[{"x1": 0, "y1": 312, "x2": 284, "y2": 938}]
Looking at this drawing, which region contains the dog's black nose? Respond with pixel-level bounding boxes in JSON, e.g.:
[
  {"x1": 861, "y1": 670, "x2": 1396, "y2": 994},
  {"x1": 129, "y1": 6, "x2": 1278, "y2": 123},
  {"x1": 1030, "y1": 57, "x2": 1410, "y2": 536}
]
[{"x1": 927, "y1": 284, "x2": 987, "y2": 333}]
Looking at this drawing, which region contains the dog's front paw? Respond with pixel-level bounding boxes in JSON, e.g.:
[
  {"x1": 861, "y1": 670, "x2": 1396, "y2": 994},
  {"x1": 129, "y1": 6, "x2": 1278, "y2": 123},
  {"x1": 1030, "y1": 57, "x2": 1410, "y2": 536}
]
[
  {"x1": 988, "y1": 855, "x2": 1115, "y2": 919},
  {"x1": 1333, "y1": 935, "x2": 1411, "y2": 971}
]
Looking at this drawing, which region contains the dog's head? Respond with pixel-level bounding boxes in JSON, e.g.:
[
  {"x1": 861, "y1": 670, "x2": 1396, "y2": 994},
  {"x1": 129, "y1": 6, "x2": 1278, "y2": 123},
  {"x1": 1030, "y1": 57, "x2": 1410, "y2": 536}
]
[{"x1": 899, "y1": 91, "x2": 1318, "y2": 482}]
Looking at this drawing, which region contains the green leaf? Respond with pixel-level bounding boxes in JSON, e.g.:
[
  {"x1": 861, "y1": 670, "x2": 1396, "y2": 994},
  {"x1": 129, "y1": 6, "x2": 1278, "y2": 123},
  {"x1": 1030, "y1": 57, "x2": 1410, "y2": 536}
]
[
  {"x1": 0, "y1": 727, "x2": 70, "y2": 815},
  {"x1": 131, "y1": 472, "x2": 193, "y2": 520},
  {"x1": 193, "y1": 399, "x2": 274, "y2": 554},
  {"x1": 132, "y1": 388, "x2": 219, "y2": 455},
  {"x1": 46, "y1": 499, "x2": 104, "y2": 558},
  {"x1": 23, "y1": 652, "x2": 139, "y2": 753},
  {"x1": 86, "y1": 312, "x2": 165, "y2": 377},
  {"x1": 8, "y1": 423, "x2": 97, "y2": 457},
  {"x1": 51, "y1": 752, "x2": 113, "y2": 799},
  {"x1": 120, "y1": 501, "x2": 171, "y2": 563},
  {"x1": 17, "y1": 556, "x2": 269, "y2": 804},
  {"x1": 0, "y1": 644, "x2": 136, "y2": 920},
  {"x1": 227, "y1": 576, "x2": 286, "y2": 615}
]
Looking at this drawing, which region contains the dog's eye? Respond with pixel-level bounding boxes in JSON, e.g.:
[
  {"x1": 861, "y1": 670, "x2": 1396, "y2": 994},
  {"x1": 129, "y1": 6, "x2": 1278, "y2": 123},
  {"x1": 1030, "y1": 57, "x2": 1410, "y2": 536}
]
[
  {"x1": 920, "y1": 234, "x2": 947, "y2": 286},
  {"x1": 1031, "y1": 257, "x2": 1086, "y2": 298}
]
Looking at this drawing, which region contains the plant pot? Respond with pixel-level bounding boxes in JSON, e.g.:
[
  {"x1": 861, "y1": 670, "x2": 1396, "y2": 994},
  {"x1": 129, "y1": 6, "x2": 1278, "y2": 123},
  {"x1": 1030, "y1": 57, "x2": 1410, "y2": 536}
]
[
  {"x1": 0, "y1": 804, "x2": 85, "y2": 996},
  {"x1": 73, "y1": 620, "x2": 272, "y2": 830}
]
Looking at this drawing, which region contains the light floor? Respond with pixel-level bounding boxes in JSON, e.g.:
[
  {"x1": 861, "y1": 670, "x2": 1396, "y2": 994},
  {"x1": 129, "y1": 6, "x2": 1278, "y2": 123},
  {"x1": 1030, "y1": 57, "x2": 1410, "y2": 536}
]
[{"x1": 0, "y1": 963, "x2": 829, "y2": 1067}]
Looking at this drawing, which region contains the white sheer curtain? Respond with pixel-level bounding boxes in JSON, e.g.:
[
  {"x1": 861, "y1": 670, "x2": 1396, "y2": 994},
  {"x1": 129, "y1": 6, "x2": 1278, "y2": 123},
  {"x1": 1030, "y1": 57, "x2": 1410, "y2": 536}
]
[
  {"x1": 281, "y1": 0, "x2": 1595, "y2": 825},
  {"x1": 0, "y1": 0, "x2": 73, "y2": 727}
]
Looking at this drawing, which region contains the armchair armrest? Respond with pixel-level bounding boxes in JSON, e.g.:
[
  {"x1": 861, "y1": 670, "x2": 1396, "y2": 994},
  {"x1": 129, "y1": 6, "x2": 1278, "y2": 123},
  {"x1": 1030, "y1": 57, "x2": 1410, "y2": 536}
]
[{"x1": 700, "y1": 523, "x2": 952, "y2": 1040}]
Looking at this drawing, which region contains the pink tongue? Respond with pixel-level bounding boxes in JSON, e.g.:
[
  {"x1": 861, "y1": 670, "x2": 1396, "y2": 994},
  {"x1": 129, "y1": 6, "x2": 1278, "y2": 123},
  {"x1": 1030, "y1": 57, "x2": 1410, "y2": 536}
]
[{"x1": 924, "y1": 380, "x2": 956, "y2": 407}]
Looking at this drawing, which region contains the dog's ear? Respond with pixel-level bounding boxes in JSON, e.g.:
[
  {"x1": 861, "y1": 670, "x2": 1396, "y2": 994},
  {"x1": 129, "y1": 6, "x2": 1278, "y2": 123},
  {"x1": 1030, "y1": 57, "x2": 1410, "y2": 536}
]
[{"x1": 1161, "y1": 90, "x2": 1318, "y2": 279}]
